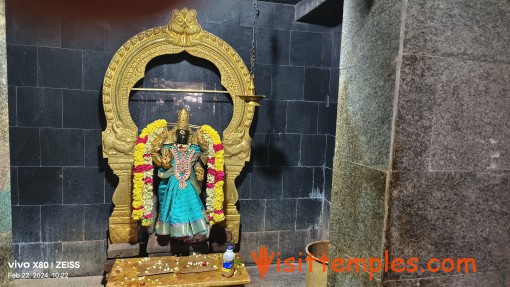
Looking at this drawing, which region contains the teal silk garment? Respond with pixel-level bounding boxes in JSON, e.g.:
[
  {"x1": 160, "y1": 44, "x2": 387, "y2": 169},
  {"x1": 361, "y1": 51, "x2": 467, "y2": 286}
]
[{"x1": 155, "y1": 144, "x2": 209, "y2": 240}]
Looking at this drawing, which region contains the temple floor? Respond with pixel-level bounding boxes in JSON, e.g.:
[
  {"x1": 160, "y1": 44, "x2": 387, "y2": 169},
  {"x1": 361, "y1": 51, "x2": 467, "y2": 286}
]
[{"x1": 13, "y1": 264, "x2": 306, "y2": 287}]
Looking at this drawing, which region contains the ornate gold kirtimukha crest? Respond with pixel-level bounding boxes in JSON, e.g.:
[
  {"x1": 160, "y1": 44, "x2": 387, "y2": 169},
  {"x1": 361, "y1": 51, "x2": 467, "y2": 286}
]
[{"x1": 167, "y1": 8, "x2": 202, "y2": 47}]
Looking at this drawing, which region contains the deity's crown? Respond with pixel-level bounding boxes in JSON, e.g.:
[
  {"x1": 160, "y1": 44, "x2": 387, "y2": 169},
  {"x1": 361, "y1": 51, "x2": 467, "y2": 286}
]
[{"x1": 177, "y1": 108, "x2": 190, "y2": 130}]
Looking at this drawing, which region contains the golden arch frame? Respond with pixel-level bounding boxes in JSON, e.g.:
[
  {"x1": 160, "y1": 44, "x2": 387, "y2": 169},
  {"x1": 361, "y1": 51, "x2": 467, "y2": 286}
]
[{"x1": 101, "y1": 8, "x2": 261, "y2": 244}]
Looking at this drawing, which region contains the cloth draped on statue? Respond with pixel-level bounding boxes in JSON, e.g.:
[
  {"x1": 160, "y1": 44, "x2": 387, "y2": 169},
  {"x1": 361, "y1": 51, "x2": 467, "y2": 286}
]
[{"x1": 155, "y1": 143, "x2": 209, "y2": 240}]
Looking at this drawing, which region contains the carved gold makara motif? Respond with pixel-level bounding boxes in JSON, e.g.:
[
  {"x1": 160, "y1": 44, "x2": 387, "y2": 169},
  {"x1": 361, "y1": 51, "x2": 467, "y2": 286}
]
[{"x1": 101, "y1": 8, "x2": 262, "y2": 244}]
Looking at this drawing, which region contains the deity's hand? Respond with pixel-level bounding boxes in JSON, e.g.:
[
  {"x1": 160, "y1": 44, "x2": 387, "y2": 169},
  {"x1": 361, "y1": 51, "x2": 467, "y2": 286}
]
[
  {"x1": 162, "y1": 149, "x2": 170, "y2": 160},
  {"x1": 151, "y1": 137, "x2": 164, "y2": 167},
  {"x1": 161, "y1": 149, "x2": 172, "y2": 170},
  {"x1": 196, "y1": 129, "x2": 209, "y2": 153},
  {"x1": 152, "y1": 136, "x2": 163, "y2": 154},
  {"x1": 195, "y1": 164, "x2": 205, "y2": 181}
]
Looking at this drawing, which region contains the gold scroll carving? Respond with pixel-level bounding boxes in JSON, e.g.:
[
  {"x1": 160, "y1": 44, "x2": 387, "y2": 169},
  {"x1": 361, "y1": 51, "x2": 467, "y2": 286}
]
[{"x1": 102, "y1": 8, "x2": 261, "y2": 244}]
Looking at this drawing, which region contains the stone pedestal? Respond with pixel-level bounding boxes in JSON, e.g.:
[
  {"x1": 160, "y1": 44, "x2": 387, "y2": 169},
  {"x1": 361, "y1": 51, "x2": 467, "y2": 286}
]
[
  {"x1": 145, "y1": 227, "x2": 234, "y2": 256},
  {"x1": 107, "y1": 241, "x2": 140, "y2": 259},
  {"x1": 106, "y1": 253, "x2": 251, "y2": 287},
  {"x1": 146, "y1": 233, "x2": 209, "y2": 256}
]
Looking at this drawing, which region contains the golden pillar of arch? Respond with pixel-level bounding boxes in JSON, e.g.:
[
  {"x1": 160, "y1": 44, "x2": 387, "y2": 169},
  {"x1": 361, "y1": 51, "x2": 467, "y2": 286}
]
[{"x1": 101, "y1": 8, "x2": 261, "y2": 244}]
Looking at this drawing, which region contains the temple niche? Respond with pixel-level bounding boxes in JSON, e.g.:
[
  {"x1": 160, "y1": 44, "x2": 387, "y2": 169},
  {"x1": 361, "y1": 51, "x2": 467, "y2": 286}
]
[
  {"x1": 128, "y1": 48, "x2": 235, "y2": 252},
  {"x1": 129, "y1": 53, "x2": 234, "y2": 252},
  {"x1": 102, "y1": 8, "x2": 262, "y2": 284}
]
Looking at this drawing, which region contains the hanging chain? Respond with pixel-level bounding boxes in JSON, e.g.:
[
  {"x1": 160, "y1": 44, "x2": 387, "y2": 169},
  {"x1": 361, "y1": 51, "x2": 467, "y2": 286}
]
[{"x1": 250, "y1": 0, "x2": 260, "y2": 77}]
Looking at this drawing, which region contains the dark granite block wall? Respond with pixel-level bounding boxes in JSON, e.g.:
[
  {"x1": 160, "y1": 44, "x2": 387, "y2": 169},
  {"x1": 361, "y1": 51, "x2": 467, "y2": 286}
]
[
  {"x1": 235, "y1": 0, "x2": 340, "y2": 262},
  {"x1": 384, "y1": 1, "x2": 510, "y2": 286},
  {"x1": 329, "y1": 0, "x2": 510, "y2": 286},
  {"x1": 6, "y1": 0, "x2": 340, "y2": 275}
]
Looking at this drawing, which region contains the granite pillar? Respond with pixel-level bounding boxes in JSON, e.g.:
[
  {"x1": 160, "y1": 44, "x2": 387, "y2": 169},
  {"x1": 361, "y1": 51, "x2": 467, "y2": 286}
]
[
  {"x1": 328, "y1": 0, "x2": 402, "y2": 285},
  {"x1": 329, "y1": 0, "x2": 510, "y2": 286},
  {"x1": 0, "y1": 0, "x2": 13, "y2": 286}
]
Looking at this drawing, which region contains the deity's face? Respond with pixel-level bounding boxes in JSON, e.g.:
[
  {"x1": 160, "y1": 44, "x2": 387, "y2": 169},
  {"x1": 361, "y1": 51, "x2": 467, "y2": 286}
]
[{"x1": 176, "y1": 129, "x2": 189, "y2": 144}]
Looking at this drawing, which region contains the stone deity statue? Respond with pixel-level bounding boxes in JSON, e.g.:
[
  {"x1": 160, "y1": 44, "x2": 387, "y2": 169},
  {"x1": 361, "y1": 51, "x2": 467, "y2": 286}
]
[{"x1": 150, "y1": 109, "x2": 210, "y2": 243}]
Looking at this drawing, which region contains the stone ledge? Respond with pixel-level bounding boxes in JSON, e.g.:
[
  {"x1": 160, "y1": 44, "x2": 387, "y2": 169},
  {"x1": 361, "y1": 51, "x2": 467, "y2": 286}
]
[
  {"x1": 107, "y1": 242, "x2": 139, "y2": 259},
  {"x1": 295, "y1": 0, "x2": 343, "y2": 26}
]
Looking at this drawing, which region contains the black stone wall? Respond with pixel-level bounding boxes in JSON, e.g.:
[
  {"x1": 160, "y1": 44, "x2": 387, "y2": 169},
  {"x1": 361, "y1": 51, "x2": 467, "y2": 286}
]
[
  {"x1": 328, "y1": 0, "x2": 510, "y2": 286},
  {"x1": 7, "y1": 0, "x2": 340, "y2": 274}
]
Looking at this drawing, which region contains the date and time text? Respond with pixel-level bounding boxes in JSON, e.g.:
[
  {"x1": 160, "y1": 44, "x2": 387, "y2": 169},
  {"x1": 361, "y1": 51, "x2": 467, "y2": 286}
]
[{"x1": 7, "y1": 261, "x2": 80, "y2": 279}]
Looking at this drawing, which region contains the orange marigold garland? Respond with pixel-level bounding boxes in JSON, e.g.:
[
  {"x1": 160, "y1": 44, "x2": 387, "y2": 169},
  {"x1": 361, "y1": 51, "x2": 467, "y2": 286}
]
[{"x1": 132, "y1": 119, "x2": 167, "y2": 226}]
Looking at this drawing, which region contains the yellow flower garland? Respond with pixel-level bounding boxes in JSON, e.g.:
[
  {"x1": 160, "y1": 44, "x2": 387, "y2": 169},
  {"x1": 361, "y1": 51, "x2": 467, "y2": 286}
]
[
  {"x1": 200, "y1": 125, "x2": 225, "y2": 224},
  {"x1": 132, "y1": 119, "x2": 167, "y2": 226}
]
